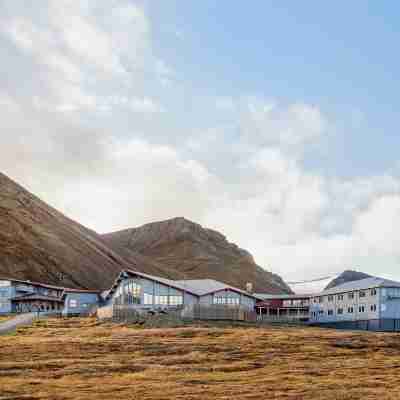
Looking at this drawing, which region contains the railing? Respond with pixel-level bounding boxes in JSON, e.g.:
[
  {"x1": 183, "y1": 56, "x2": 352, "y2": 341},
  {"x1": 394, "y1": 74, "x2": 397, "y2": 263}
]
[
  {"x1": 15, "y1": 285, "x2": 35, "y2": 293},
  {"x1": 183, "y1": 304, "x2": 257, "y2": 322},
  {"x1": 257, "y1": 314, "x2": 309, "y2": 323}
]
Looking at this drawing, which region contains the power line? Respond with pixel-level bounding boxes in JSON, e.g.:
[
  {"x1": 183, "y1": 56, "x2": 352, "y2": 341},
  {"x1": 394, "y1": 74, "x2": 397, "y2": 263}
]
[{"x1": 287, "y1": 273, "x2": 341, "y2": 285}]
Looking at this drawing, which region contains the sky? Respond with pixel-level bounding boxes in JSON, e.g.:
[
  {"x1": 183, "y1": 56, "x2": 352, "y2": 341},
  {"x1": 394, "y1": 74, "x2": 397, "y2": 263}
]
[{"x1": 1, "y1": 1, "x2": 400, "y2": 287}]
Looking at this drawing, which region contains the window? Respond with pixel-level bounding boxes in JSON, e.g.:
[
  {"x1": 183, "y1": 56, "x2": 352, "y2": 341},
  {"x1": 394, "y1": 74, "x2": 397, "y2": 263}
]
[
  {"x1": 337, "y1": 308, "x2": 343, "y2": 315},
  {"x1": 69, "y1": 299, "x2": 78, "y2": 308},
  {"x1": 358, "y1": 305, "x2": 365, "y2": 313},
  {"x1": 370, "y1": 304, "x2": 377, "y2": 312},
  {"x1": 347, "y1": 307, "x2": 354, "y2": 313},
  {"x1": 370, "y1": 288, "x2": 377, "y2": 296},
  {"x1": 169, "y1": 295, "x2": 183, "y2": 306},
  {"x1": 213, "y1": 296, "x2": 240, "y2": 306},
  {"x1": 124, "y1": 280, "x2": 141, "y2": 304},
  {"x1": 337, "y1": 294, "x2": 344, "y2": 301},
  {"x1": 359, "y1": 291, "x2": 366, "y2": 298},
  {"x1": 154, "y1": 295, "x2": 168, "y2": 305},
  {"x1": 318, "y1": 297, "x2": 324, "y2": 303},
  {"x1": 144, "y1": 293, "x2": 153, "y2": 305},
  {"x1": 318, "y1": 310, "x2": 324, "y2": 315},
  {"x1": 328, "y1": 309, "x2": 334, "y2": 315},
  {"x1": 348, "y1": 292, "x2": 354, "y2": 300},
  {"x1": 328, "y1": 295, "x2": 334, "y2": 302}
]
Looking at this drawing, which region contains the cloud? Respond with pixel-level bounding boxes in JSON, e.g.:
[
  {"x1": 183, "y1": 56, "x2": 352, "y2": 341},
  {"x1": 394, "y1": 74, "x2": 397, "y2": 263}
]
[{"x1": 1, "y1": 1, "x2": 400, "y2": 289}]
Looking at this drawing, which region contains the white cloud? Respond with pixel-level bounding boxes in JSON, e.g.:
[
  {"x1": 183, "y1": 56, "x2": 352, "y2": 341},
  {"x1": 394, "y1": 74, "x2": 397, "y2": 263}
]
[{"x1": 1, "y1": 1, "x2": 400, "y2": 290}]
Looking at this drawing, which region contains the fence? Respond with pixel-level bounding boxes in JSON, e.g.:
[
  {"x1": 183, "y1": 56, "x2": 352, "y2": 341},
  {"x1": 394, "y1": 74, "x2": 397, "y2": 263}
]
[
  {"x1": 183, "y1": 304, "x2": 257, "y2": 322},
  {"x1": 257, "y1": 315, "x2": 309, "y2": 324},
  {"x1": 310, "y1": 318, "x2": 400, "y2": 332},
  {"x1": 97, "y1": 304, "x2": 257, "y2": 323}
]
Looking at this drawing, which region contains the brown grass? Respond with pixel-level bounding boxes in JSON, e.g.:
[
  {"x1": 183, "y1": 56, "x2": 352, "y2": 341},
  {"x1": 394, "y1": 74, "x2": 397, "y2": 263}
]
[{"x1": 1, "y1": 318, "x2": 400, "y2": 399}]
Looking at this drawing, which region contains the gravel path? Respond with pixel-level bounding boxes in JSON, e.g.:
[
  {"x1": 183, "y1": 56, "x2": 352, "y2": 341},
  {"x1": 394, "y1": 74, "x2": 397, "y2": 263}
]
[{"x1": 0, "y1": 313, "x2": 37, "y2": 335}]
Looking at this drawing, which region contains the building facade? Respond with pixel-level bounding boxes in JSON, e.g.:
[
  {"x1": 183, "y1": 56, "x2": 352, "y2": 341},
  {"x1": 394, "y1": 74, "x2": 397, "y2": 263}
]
[
  {"x1": 0, "y1": 278, "x2": 100, "y2": 316},
  {"x1": 255, "y1": 294, "x2": 310, "y2": 322},
  {"x1": 103, "y1": 270, "x2": 258, "y2": 312},
  {"x1": 309, "y1": 277, "x2": 400, "y2": 331}
]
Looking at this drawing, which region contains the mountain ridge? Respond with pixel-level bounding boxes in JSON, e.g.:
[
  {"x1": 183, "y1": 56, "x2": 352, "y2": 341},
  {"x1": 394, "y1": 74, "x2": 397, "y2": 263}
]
[
  {"x1": 0, "y1": 172, "x2": 291, "y2": 294},
  {"x1": 0, "y1": 172, "x2": 166, "y2": 290},
  {"x1": 102, "y1": 217, "x2": 292, "y2": 294}
]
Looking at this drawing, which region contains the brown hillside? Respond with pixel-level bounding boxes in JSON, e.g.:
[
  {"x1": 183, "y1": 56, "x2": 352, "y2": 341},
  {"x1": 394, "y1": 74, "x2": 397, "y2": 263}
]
[
  {"x1": 0, "y1": 172, "x2": 165, "y2": 290},
  {"x1": 102, "y1": 217, "x2": 292, "y2": 294}
]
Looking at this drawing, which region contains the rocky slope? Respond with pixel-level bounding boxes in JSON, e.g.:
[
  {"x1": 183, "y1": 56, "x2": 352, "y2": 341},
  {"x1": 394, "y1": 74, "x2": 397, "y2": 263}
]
[
  {"x1": 102, "y1": 217, "x2": 292, "y2": 294},
  {"x1": 325, "y1": 270, "x2": 372, "y2": 290},
  {"x1": 0, "y1": 172, "x2": 164, "y2": 290}
]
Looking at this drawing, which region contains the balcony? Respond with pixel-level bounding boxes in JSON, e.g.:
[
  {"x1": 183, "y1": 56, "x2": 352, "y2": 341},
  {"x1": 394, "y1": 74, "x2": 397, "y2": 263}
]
[{"x1": 15, "y1": 285, "x2": 35, "y2": 293}]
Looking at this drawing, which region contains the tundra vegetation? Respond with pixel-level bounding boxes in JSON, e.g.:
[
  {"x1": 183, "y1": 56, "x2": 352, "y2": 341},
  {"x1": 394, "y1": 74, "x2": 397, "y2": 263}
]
[{"x1": 0, "y1": 318, "x2": 400, "y2": 399}]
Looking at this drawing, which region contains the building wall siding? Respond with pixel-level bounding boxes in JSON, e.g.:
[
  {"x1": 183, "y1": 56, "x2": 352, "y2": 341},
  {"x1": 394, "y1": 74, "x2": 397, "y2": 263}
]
[
  {"x1": 63, "y1": 293, "x2": 99, "y2": 315},
  {"x1": 380, "y1": 287, "x2": 400, "y2": 319},
  {"x1": 0, "y1": 281, "x2": 14, "y2": 313},
  {"x1": 310, "y1": 288, "x2": 380, "y2": 323}
]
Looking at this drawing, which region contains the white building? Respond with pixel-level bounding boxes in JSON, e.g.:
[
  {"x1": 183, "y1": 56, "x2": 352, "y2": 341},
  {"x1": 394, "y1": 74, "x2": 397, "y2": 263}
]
[{"x1": 309, "y1": 277, "x2": 400, "y2": 331}]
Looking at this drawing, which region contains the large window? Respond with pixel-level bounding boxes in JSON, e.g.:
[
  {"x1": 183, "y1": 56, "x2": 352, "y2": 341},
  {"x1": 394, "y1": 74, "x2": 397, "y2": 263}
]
[
  {"x1": 348, "y1": 292, "x2": 354, "y2": 300},
  {"x1": 359, "y1": 291, "x2": 366, "y2": 298},
  {"x1": 114, "y1": 279, "x2": 142, "y2": 305},
  {"x1": 370, "y1": 288, "x2": 377, "y2": 296},
  {"x1": 328, "y1": 295, "x2": 334, "y2": 302},
  {"x1": 154, "y1": 295, "x2": 168, "y2": 305},
  {"x1": 169, "y1": 295, "x2": 183, "y2": 306},
  {"x1": 213, "y1": 296, "x2": 240, "y2": 306},
  {"x1": 124, "y1": 280, "x2": 141, "y2": 304},
  {"x1": 144, "y1": 293, "x2": 153, "y2": 305}
]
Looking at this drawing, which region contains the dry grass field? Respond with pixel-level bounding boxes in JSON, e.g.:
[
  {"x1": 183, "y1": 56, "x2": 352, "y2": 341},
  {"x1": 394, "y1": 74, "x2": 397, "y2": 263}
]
[{"x1": 1, "y1": 318, "x2": 400, "y2": 399}]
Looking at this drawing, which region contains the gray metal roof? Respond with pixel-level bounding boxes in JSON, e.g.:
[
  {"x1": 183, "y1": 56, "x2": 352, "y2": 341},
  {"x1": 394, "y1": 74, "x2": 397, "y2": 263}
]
[
  {"x1": 121, "y1": 271, "x2": 259, "y2": 299},
  {"x1": 254, "y1": 293, "x2": 312, "y2": 300},
  {"x1": 319, "y1": 276, "x2": 400, "y2": 296},
  {"x1": 175, "y1": 279, "x2": 259, "y2": 298},
  {"x1": 125, "y1": 270, "x2": 199, "y2": 296}
]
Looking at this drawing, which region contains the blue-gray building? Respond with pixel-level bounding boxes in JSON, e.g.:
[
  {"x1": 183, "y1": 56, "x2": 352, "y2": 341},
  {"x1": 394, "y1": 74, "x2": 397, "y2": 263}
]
[
  {"x1": 103, "y1": 269, "x2": 258, "y2": 311},
  {"x1": 62, "y1": 289, "x2": 100, "y2": 316},
  {"x1": 309, "y1": 276, "x2": 400, "y2": 331},
  {"x1": 0, "y1": 278, "x2": 100, "y2": 315}
]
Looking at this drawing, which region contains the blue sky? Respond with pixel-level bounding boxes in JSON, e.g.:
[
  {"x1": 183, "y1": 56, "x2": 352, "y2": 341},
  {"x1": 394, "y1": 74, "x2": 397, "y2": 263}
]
[
  {"x1": 149, "y1": 1, "x2": 400, "y2": 177},
  {"x1": 1, "y1": 1, "x2": 400, "y2": 286}
]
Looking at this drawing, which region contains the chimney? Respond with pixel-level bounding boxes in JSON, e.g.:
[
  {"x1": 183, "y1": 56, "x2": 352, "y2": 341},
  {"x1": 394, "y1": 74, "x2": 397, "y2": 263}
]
[{"x1": 245, "y1": 282, "x2": 253, "y2": 293}]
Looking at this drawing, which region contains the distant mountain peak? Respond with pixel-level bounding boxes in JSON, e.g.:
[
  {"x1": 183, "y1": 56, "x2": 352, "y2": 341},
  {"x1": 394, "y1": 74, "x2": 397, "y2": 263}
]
[{"x1": 325, "y1": 270, "x2": 372, "y2": 290}]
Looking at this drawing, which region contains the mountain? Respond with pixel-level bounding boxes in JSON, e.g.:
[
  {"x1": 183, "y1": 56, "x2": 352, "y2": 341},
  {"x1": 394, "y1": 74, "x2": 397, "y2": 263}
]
[
  {"x1": 0, "y1": 172, "x2": 164, "y2": 290},
  {"x1": 102, "y1": 217, "x2": 292, "y2": 294},
  {"x1": 0, "y1": 172, "x2": 291, "y2": 294},
  {"x1": 325, "y1": 270, "x2": 372, "y2": 290}
]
